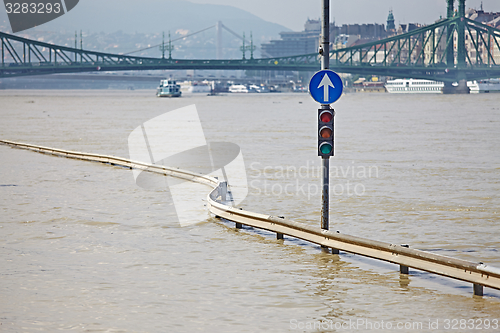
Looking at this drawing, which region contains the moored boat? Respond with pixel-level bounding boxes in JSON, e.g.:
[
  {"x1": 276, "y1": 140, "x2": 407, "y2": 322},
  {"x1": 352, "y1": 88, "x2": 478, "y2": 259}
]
[
  {"x1": 385, "y1": 78, "x2": 500, "y2": 94},
  {"x1": 228, "y1": 84, "x2": 249, "y2": 93},
  {"x1": 468, "y1": 79, "x2": 500, "y2": 93},
  {"x1": 385, "y1": 79, "x2": 443, "y2": 94},
  {"x1": 157, "y1": 79, "x2": 182, "y2": 97}
]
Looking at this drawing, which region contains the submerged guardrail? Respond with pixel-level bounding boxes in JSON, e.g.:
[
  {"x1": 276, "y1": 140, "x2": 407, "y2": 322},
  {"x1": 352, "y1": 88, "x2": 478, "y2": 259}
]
[{"x1": 2, "y1": 139, "x2": 499, "y2": 296}]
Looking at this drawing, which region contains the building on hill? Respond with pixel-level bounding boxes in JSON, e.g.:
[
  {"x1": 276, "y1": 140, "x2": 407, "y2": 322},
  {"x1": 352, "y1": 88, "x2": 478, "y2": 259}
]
[
  {"x1": 260, "y1": 19, "x2": 321, "y2": 57},
  {"x1": 262, "y1": 19, "x2": 387, "y2": 57},
  {"x1": 387, "y1": 10, "x2": 396, "y2": 31},
  {"x1": 338, "y1": 23, "x2": 386, "y2": 39},
  {"x1": 463, "y1": 7, "x2": 500, "y2": 64},
  {"x1": 465, "y1": 7, "x2": 500, "y2": 28}
]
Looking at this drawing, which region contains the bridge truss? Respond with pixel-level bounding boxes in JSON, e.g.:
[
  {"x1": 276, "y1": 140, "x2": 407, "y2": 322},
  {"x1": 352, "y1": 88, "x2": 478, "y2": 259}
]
[
  {"x1": 329, "y1": 16, "x2": 500, "y2": 83},
  {"x1": 0, "y1": 31, "x2": 319, "y2": 78}
]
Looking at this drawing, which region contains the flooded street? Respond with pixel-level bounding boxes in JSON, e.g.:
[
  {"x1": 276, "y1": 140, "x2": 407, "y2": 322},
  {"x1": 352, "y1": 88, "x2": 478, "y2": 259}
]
[{"x1": 1, "y1": 90, "x2": 500, "y2": 332}]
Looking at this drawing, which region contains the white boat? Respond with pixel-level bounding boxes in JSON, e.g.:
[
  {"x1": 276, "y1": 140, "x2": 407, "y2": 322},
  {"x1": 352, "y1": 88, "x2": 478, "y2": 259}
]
[
  {"x1": 156, "y1": 79, "x2": 181, "y2": 97},
  {"x1": 180, "y1": 81, "x2": 212, "y2": 93},
  {"x1": 188, "y1": 83, "x2": 211, "y2": 93},
  {"x1": 385, "y1": 78, "x2": 500, "y2": 94},
  {"x1": 228, "y1": 84, "x2": 249, "y2": 93},
  {"x1": 385, "y1": 79, "x2": 444, "y2": 94},
  {"x1": 248, "y1": 84, "x2": 270, "y2": 93},
  {"x1": 468, "y1": 79, "x2": 500, "y2": 93}
]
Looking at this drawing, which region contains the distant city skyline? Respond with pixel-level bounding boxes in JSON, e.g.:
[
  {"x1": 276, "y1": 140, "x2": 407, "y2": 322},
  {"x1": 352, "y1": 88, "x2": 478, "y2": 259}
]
[{"x1": 188, "y1": 0, "x2": 500, "y2": 31}]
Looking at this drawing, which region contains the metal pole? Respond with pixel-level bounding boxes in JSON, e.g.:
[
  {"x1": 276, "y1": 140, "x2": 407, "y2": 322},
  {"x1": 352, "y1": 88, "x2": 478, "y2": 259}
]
[
  {"x1": 321, "y1": 0, "x2": 330, "y2": 233},
  {"x1": 321, "y1": 158, "x2": 329, "y2": 230},
  {"x1": 321, "y1": 0, "x2": 330, "y2": 71}
]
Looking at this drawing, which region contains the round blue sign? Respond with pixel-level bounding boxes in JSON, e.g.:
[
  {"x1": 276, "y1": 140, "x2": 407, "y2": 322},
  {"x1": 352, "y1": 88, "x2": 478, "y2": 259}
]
[{"x1": 309, "y1": 70, "x2": 343, "y2": 104}]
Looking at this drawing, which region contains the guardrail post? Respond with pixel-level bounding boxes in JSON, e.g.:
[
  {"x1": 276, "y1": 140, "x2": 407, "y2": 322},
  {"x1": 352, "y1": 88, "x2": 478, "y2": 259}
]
[
  {"x1": 276, "y1": 216, "x2": 285, "y2": 239},
  {"x1": 219, "y1": 181, "x2": 227, "y2": 202},
  {"x1": 473, "y1": 284, "x2": 483, "y2": 296},
  {"x1": 400, "y1": 244, "x2": 410, "y2": 274}
]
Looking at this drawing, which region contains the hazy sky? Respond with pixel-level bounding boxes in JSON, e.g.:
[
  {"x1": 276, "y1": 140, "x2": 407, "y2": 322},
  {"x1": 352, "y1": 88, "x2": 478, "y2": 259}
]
[{"x1": 188, "y1": 0, "x2": 500, "y2": 31}]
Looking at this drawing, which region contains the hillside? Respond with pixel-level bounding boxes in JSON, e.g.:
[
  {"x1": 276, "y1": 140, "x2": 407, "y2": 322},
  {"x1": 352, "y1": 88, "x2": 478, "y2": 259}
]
[{"x1": 0, "y1": 0, "x2": 290, "y2": 58}]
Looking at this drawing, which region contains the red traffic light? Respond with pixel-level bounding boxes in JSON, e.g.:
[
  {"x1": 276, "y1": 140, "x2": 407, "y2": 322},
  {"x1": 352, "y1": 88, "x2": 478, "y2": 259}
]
[{"x1": 319, "y1": 110, "x2": 333, "y2": 123}]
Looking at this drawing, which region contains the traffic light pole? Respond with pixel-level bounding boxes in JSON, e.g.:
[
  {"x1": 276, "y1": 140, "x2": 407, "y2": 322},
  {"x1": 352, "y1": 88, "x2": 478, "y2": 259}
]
[{"x1": 320, "y1": 0, "x2": 330, "y2": 232}]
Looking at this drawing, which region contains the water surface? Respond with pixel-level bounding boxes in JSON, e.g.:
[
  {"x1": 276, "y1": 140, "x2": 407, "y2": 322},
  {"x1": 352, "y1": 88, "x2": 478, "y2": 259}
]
[{"x1": 1, "y1": 90, "x2": 499, "y2": 332}]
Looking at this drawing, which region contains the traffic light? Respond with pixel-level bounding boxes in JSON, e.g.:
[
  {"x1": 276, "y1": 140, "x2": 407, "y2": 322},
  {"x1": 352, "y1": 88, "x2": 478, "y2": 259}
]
[{"x1": 318, "y1": 108, "x2": 334, "y2": 157}]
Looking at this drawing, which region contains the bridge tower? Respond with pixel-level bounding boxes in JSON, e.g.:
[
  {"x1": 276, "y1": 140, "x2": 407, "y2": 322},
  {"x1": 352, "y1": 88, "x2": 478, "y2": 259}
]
[
  {"x1": 216, "y1": 21, "x2": 223, "y2": 59},
  {"x1": 446, "y1": 0, "x2": 454, "y2": 66},
  {"x1": 457, "y1": 0, "x2": 467, "y2": 68},
  {"x1": 443, "y1": 0, "x2": 470, "y2": 94}
]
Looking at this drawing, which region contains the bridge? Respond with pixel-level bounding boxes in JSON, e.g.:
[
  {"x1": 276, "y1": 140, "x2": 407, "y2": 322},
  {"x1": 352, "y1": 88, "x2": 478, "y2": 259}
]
[{"x1": 1, "y1": 0, "x2": 500, "y2": 91}]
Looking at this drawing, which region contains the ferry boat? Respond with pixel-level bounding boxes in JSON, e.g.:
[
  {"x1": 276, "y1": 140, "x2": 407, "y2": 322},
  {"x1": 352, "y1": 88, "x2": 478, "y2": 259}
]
[
  {"x1": 156, "y1": 79, "x2": 181, "y2": 97},
  {"x1": 385, "y1": 78, "x2": 500, "y2": 94},
  {"x1": 385, "y1": 79, "x2": 443, "y2": 94},
  {"x1": 468, "y1": 79, "x2": 500, "y2": 93}
]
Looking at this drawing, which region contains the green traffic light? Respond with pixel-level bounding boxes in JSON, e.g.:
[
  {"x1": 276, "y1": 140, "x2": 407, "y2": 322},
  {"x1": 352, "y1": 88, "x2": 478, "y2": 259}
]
[{"x1": 319, "y1": 142, "x2": 332, "y2": 155}]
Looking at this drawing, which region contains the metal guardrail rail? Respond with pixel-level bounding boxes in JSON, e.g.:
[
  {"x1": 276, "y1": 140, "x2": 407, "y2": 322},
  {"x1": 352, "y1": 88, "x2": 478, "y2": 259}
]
[{"x1": 2, "y1": 139, "x2": 499, "y2": 296}]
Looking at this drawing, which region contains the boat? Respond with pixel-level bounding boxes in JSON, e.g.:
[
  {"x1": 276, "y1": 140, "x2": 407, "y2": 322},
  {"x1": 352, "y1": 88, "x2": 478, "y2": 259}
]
[
  {"x1": 179, "y1": 81, "x2": 212, "y2": 93},
  {"x1": 188, "y1": 83, "x2": 211, "y2": 93},
  {"x1": 228, "y1": 84, "x2": 249, "y2": 93},
  {"x1": 385, "y1": 79, "x2": 443, "y2": 94},
  {"x1": 248, "y1": 84, "x2": 271, "y2": 93},
  {"x1": 385, "y1": 78, "x2": 500, "y2": 94},
  {"x1": 156, "y1": 79, "x2": 181, "y2": 97},
  {"x1": 468, "y1": 79, "x2": 500, "y2": 93}
]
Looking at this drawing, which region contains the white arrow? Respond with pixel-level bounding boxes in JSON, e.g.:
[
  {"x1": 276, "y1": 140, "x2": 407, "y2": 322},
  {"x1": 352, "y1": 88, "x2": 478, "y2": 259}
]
[{"x1": 317, "y1": 73, "x2": 335, "y2": 102}]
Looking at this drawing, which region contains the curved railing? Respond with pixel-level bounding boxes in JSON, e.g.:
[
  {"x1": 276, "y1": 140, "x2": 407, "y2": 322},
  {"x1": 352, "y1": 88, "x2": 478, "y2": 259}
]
[{"x1": 1, "y1": 139, "x2": 499, "y2": 296}]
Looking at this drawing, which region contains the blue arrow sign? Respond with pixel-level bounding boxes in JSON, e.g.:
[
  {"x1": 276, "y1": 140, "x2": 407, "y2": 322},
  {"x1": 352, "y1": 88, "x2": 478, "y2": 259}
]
[{"x1": 309, "y1": 70, "x2": 343, "y2": 104}]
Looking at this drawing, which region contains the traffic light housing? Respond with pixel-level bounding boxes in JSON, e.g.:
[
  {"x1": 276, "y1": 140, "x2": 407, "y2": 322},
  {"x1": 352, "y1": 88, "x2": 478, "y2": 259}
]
[{"x1": 318, "y1": 108, "x2": 334, "y2": 157}]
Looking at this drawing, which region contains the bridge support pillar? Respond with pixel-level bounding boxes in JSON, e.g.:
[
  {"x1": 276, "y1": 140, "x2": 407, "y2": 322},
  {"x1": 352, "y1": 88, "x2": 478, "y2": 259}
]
[{"x1": 442, "y1": 80, "x2": 470, "y2": 94}]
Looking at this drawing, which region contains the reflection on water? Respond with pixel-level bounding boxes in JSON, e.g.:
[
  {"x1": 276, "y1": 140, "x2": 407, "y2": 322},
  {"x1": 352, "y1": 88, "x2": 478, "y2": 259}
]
[{"x1": 0, "y1": 90, "x2": 499, "y2": 332}]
